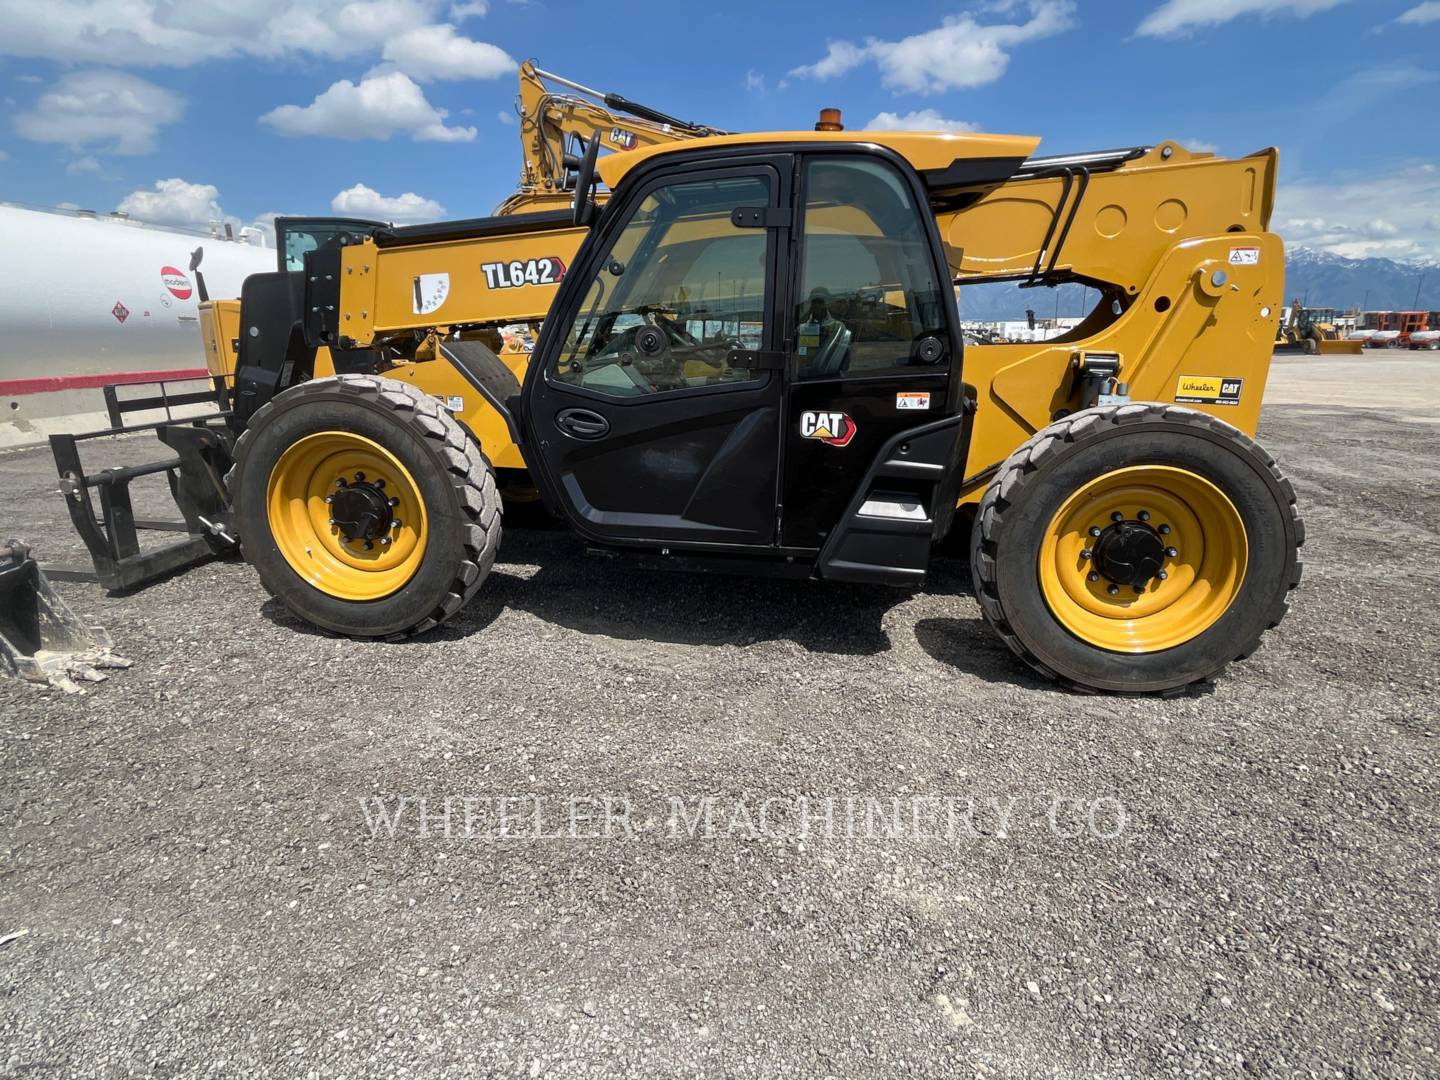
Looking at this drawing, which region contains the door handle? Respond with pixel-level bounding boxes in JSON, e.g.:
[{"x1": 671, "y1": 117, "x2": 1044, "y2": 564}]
[{"x1": 555, "y1": 407, "x2": 610, "y2": 440}]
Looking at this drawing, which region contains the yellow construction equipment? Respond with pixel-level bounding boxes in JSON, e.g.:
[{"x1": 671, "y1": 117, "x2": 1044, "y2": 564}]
[
  {"x1": 68, "y1": 64, "x2": 1305, "y2": 695},
  {"x1": 1275, "y1": 298, "x2": 1363, "y2": 355}
]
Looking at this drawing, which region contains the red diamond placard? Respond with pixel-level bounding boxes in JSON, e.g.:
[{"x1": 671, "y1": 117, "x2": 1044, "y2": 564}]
[{"x1": 112, "y1": 301, "x2": 129, "y2": 324}]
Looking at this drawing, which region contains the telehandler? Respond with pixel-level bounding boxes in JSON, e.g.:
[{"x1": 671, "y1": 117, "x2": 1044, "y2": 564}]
[{"x1": 54, "y1": 64, "x2": 1303, "y2": 694}]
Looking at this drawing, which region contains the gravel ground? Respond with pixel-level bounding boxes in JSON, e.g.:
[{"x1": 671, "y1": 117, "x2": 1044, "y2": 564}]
[{"x1": 1, "y1": 357, "x2": 1437, "y2": 1078}]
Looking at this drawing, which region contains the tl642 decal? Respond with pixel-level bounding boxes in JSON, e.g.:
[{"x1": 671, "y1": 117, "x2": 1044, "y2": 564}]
[{"x1": 481, "y1": 257, "x2": 567, "y2": 290}]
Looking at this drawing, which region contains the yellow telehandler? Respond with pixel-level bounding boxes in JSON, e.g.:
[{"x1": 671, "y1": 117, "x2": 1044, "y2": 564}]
[{"x1": 55, "y1": 63, "x2": 1302, "y2": 694}]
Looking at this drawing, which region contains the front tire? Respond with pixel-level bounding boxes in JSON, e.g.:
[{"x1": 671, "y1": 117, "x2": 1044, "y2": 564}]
[
  {"x1": 227, "y1": 375, "x2": 500, "y2": 638},
  {"x1": 970, "y1": 404, "x2": 1303, "y2": 694}
]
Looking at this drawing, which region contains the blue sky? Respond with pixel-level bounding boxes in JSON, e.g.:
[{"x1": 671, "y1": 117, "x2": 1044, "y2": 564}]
[{"x1": 1, "y1": 0, "x2": 1436, "y2": 261}]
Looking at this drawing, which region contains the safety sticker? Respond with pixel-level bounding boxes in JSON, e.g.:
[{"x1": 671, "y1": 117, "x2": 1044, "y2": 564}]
[
  {"x1": 112, "y1": 301, "x2": 129, "y2": 324},
  {"x1": 1175, "y1": 375, "x2": 1243, "y2": 406},
  {"x1": 799, "y1": 410, "x2": 856, "y2": 447},
  {"x1": 440, "y1": 395, "x2": 464, "y2": 413},
  {"x1": 1228, "y1": 247, "x2": 1260, "y2": 265},
  {"x1": 481, "y1": 257, "x2": 567, "y2": 289},
  {"x1": 896, "y1": 391, "x2": 931, "y2": 411},
  {"x1": 412, "y1": 272, "x2": 450, "y2": 315}
]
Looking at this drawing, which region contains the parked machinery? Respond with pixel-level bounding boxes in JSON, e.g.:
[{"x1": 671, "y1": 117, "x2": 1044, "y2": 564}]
[{"x1": 54, "y1": 66, "x2": 1304, "y2": 694}]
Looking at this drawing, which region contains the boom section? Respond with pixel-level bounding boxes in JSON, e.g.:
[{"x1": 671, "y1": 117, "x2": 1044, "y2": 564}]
[{"x1": 332, "y1": 212, "x2": 589, "y2": 348}]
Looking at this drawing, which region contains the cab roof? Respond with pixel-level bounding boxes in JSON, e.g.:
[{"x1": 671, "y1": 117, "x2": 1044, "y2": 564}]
[{"x1": 594, "y1": 130, "x2": 1043, "y2": 189}]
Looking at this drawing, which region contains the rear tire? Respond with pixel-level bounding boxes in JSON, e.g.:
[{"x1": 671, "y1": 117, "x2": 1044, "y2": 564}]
[
  {"x1": 227, "y1": 375, "x2": 500, "y2": 638},
  {"x1": 969, "y1": 404, "x2": 1303, "y2": 694}
]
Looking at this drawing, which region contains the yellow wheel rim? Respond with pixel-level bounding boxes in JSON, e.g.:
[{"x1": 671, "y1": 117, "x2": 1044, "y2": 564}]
[
  {"x1": 1038, "y1": 466, "x2": 1247, "y2": 653},
  {"x1": 266, "y1": 431, "x2": 428, "y2": 601}
]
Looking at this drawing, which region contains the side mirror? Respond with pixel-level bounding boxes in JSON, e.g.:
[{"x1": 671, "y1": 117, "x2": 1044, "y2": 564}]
[
  {"x1": 188, "y1": 245, "x2": 210, "y2": 302},
  {"x1": 572, "y1": 133, "x2": 602, "y2": 228}
]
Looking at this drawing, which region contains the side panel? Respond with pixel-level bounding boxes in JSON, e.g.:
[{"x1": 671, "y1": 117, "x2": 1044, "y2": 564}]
[
  {"x1": 958, "y1": 231, "x2": 1284, "y2": 506},
  {"x1": 383, "y1": 354, "x2": 529, "y2": 471},
  {"x1": 199, "y1": 300, "x2": 242, "y2": 378}
]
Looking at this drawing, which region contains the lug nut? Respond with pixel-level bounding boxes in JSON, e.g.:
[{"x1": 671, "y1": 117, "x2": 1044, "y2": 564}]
[
  {"x1": 363, "y1": 540, "x2": 374, "y2": 550},
  {"x1": 1157, "y1": 570, "x2": 1168, "y2": 581},
  {"x1": 1166, "y1": 547, "x2": 1179, "y2": 558},
  {"x1": 1089, "y1": 526, "x2": 1102, "y2": 538},
  {"x1": 1158, "y1": 524, "x2": 1171, "y2": 535},
  {"x1": 1138, "y1": 510, "x2": 1150, "y2": 521},
  {"x1": 325, "y1": 495, "x2": 334, "y2": 504},
  {"x1": 374, "y1": 478, "x2": 386, "y2": 489},
  {"x1": 380, "y1": 537, "x2": 392, "y2": 546},
  {"x1": 1111, "y1": 511, "x2": 1124, "y2": 522},
  {"x1": 1107, "y1": 584, "x2": 1120, "y2": 596},
  {"x1": 335, "y1": 478, "x2": 346, "y2": 488},
  {"x1": 328, "y1": 517, "x2": 337, "y2": 526},
  {"x1": 354, "y1": 471, "x2": 365, "y2": 482},
  {"x1": 1088, "y1": 572, "x2": 1100, "y2": 582},
  {"x1": 1080, "y1": 549, "x2": 1093, "y2": 560},
  {"x1": 389, "y1": 498, "x2": 400, "y2": 508},
  {"x1": 391, "y1": 520, "x2": 402, "y2": 530}
]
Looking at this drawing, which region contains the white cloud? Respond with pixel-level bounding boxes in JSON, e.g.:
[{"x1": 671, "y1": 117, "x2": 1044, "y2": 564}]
[
  {"x1": 0, "y1": 149, "x2": 9, "y2": 161},
  {"x1": 742, "y1": 69, "x2": 766, "y2": 94},
  {"x1": 260, "y1": 71, "x2": 476, "y2": 143},
  {"x1": 382, "y1": 23, "x2": 514, "y2": 81},
  {"x1": 1397, "y1": 1, "x2": 1440, "y2": 23},
  {"x1": 13, "y1": 70, "x2": 184, "y2": 155},
  {"x1": 1137, "y1": 0, "x2": 1349, "y2": 37},
  {"x1": 450, "y1": 0, "x2": 488, "y2": 16},
  {"x1": 331, "y1": 183, "x2": 445, "y2": 223},
  {"x1": 1274, "y1": 164, "x2": 1440, "y2": 261},
  {"x1": 865, "y1": 109, "x2": 978, "y2": 133},
  {"x1": 65, "y1": 156, "x2": 103, "y2": 174},
  {"x1": 789, "y1": 1, "x2": 1074, "y2": 94},
  {"x1": 116, "y1": 177, "x2": 224, "y2": 226},
  {"x1": 0, "y1": 0, "x2": 511, "y2": 68},
  {"x1": 497, "y1": 109, "x2": 517, "y2": 125},
  {"x1": 793, "y1": 41, "x2": 869, "y2": 81},
  {"x1": 1183, "y1": 137, "x2": 1219, "y2": 153}
]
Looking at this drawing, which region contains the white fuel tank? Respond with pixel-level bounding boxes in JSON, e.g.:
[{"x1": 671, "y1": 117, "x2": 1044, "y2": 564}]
[{"x1": 0, "y1": 204, "x2": 275, "y2": 382}]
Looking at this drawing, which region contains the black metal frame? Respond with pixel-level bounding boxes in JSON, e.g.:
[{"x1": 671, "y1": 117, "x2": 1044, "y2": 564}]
[{"x1": 47, "y1": 374, "x2": 237, "y2": 591}]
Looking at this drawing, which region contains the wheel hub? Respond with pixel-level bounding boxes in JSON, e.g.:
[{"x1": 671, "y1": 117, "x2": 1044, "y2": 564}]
[
  {"x1": 1093, "y1": 520, "x2": 1165, "y2": 587},
  {"x1": 328, "y1": 477, "x2": 394, "y2": 543},
  {"x1": 1038, "y1": 466, "x2": 1248, "y2": 654}
]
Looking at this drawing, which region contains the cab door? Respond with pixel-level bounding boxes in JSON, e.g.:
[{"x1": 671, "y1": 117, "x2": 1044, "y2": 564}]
[
  {"x1": 522, "y1": 158, "x2": 790, "y2": 548},
  {"x1": 781, "y1": 152, "x2": 970, "y2": 584}
]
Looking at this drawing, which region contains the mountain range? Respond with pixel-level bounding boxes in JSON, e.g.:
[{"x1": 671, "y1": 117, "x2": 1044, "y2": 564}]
[{"x1": 957, "y1": 248, "x2": 1440, "y2": 323}]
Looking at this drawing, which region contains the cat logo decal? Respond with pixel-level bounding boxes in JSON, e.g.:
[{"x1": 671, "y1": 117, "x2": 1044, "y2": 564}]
[{"x1": 799, "y1": 410, "x2": 856, "y2": 447}]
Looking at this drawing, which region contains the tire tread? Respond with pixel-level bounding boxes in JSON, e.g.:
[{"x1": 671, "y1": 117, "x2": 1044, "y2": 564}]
[
  {"x1": 226, "y1": 374, "x2": 500, "y2": 639},
  {"x1": 968, "y1": 403, "x2": 1304, "y2": 694}
]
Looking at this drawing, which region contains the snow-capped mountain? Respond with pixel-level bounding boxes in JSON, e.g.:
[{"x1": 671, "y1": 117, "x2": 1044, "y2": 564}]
[
  {"x1": 955, "y1": 247, "x2": 1439, "y2": 324},
  {"x1": 1282, "y1": 247, "x2": 1439, "y2": 311}
]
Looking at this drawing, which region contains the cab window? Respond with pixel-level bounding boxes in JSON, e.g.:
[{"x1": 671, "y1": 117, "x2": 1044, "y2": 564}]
[
  {"x1": 551, "y1": 173, "x2": 772, "y2": 398},
  {"x1": 795, "y1": 158, "x2": 947, "y2": 380}
]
